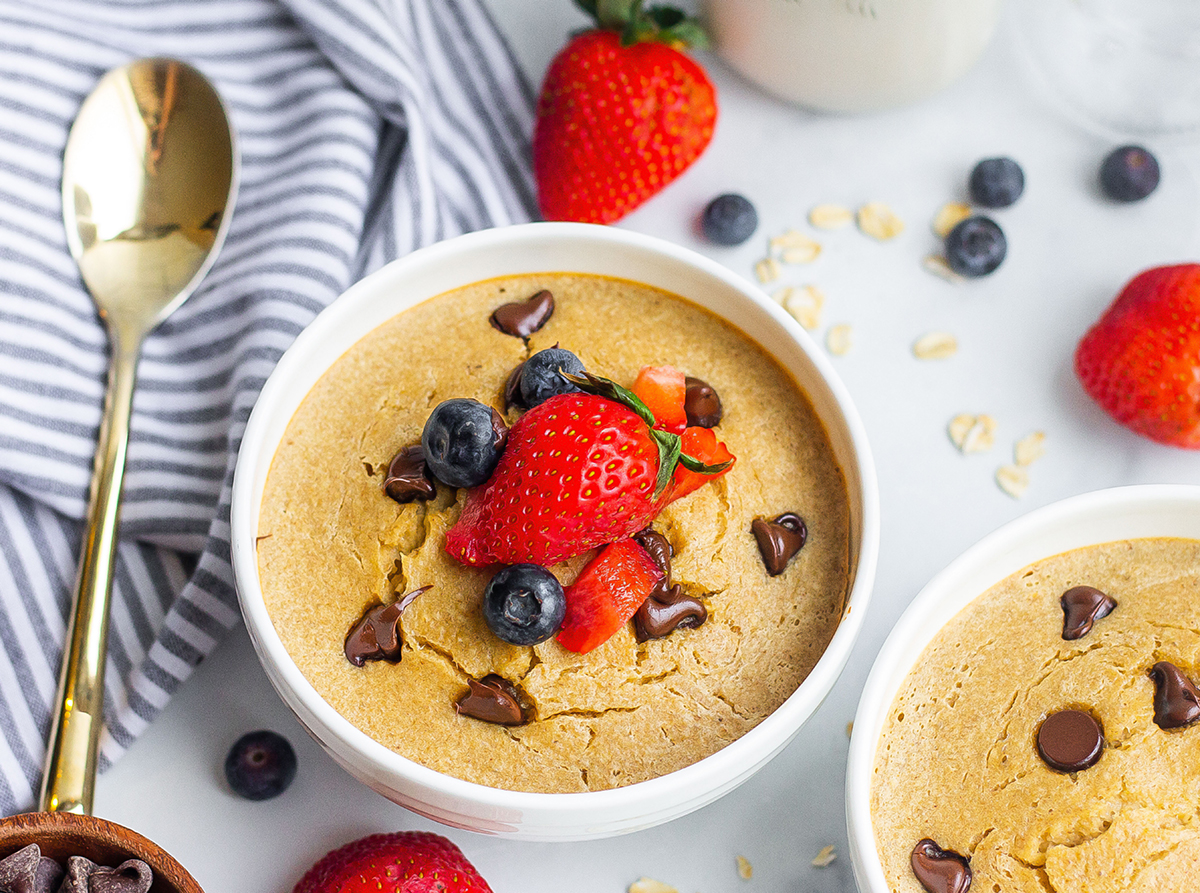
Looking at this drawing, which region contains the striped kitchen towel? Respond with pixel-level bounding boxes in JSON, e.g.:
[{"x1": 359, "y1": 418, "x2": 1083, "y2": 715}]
[{"x1": 0, "y1": 0, "x2": 537, "y2": 814}]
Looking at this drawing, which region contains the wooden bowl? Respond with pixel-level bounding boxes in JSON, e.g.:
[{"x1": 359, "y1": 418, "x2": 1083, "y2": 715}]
[{"x1": 0, "y1": 812, "x2": 202, "y2": 893}]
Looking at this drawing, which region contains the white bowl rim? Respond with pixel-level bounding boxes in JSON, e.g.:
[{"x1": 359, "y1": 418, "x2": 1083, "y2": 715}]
[
  {"x1": 231, "y1": 221, "x2": 881, "y2": 822},
  {"x1": 846, "y1": 482, "x2": 1200, "y2": 889}
]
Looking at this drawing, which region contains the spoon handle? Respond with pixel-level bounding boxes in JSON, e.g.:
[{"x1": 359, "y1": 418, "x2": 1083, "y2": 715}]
[{"x1": 40, "y1": 332, "x2": 141, "y2": 815}]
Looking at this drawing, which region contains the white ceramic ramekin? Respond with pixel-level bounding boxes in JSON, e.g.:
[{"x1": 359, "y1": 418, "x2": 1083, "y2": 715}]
[
  {"x1": 231, "y1": 222, "x2": 879, "y2": 841},
  {"x1": 847, "y1": 484, "x2": 1200, "y2": 890}
]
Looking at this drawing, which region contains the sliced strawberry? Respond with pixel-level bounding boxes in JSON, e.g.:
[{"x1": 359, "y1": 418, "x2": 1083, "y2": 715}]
[
  {"x1": 292, "y1": 831, "x2": 493, "y2": 893},
  {"x1": 557, "y1": 539, "x2": 663, "y2": 653},
  {"x1": 632, "y1": 365, "x2": 687, "y2": 434},
  {"x1": 667, "y1": 426, "x2": 735, "y2": 502}
]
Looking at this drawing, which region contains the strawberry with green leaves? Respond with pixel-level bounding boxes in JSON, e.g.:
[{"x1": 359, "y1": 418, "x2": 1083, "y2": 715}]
[
  {"x1": 533, "y1": 0, "x2": 716, "y2": 224},
  {"x1": 292, "y1": 831, "x2": 493, "y2": 893}
]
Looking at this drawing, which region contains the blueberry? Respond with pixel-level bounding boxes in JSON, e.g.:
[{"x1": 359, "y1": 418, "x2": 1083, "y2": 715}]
[
  {"x1": 701, "y1": 194, "x2": 758, "y2": 246},
  {"x1": 1099, "y1": 145, "x2": 1160, "y2": 202},
  {"x1": 945, "y1": 215, "x2": 1007, "y2": 278},
  {"x1": 968, "y1": 157, "x2": 1025, "y2": 208},
  {"x1": 225, "y1": 730, "x2": 297, "y2": 801},
  {"x1": 519, "y1": 347, "x2": 585, "y2": 408},
  {"x1": 483, "y1": 564, "x2": 566, "y2": 646},
  {"x1": 421, "y1": 398, "x2": 505, "y2": 488}
]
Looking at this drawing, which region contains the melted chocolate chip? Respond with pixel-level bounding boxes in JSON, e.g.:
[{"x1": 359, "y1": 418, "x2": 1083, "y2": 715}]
[
  {"x1": 1036, "y1": 709, "x2": 1104, "y2": 772},
  {"x1": 1150, "y1": 661, "x2": 1200, "y2": 729},
  {"x1": 751, "y1": 512, "x2": 807, "y2": 576},
  {"x1": 383, "y1": 445, "x2": 436, "y2": 503},
  {"x1": 633, "y1": 528, "x2": 673, "y2": 577},
  {"x1": 344, "y1": 587, "x2": 429, "y2": 667},
  {"x1": 910, "y1": 840, "x2": 972, "y2": 893},
  {"x1": 488, "y1": 406, "x2": 509, "y2": 453},
  {"x1": 455, "y1": 674, "x2": 526, "y2": 725},
  {"x1": 684, "y1": 376, "x2": 723, "y2": 428},
  {"x1": 634, "y1": 583, "x2": 708, "y2": 641},
  {"x1": 490, "y1": 289, "x2": 555, "y2": 338},
  {"x1": 1060, "y1": 585, "x2": 1117, "y2": 640},
  {"x1": 503, "y1": 360, "x2": 527, "y2": 411}
]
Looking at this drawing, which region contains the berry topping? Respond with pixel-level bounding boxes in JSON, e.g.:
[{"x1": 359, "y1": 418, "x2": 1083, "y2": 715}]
[
  {"x1": 519, "y1": 346, "x2": 586, "y2": 408},
  {"x1": 1099, "y1": 145, "x2": 1160, "y2": 202},
  {"x1": 683, "y1": 376, "x2": 722, "y2": 428},
  {"x1": 967, "y1": 157, "x2": 1024, "y2": 208},
  {"x1": 632, "y1": 364, "x2": 687, "y2": 433},
  {"x1": 1074, "y1": 264, "x2": 1200, "y2": 448},
  {"x1": 944, "y1": 215, "x2": 1006, "y2": 278},
  {"x1": 666, "y1": 425, "x2": 735, "y2": 502},
  {"x1": 482, "y1": 564, "x2": 566, "y2": 645},
  {"x1": 455, "y1": 674, "x2": 527, "y2": 726},
  {"x1": 421, "y1": 399, "x2": 507, "y2": 489},
  {"x1": 224, "y1": 730, "x2": 297, "y2": 801},
  {"x1": 557, "y1": 539, "x2": 663, "y2": 653},
  {"x1": 382, "y1": 445, "x2": 436, "y2": 503},
  {"x1": 701, "y1": 193, "x2": 758, "y2": 246},
  {"x1": 292, "y1": 831, "x2": 494, "y2": 893}
]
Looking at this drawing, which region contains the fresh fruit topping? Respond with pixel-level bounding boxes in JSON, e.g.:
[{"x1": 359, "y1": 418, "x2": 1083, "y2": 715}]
[
  {"x1": 383, "y1": 445, "x2": 436, "y2": 503},
  {"x1": 557, "y1": 539, "x2": 663, "y2": 653},
  {"x1": 490, "y1": 289, "x2": 555, "y2": 338},
  {"x1": 446, "y1": 373, "x2": 734, "y2": 567},
  {"x1": 482, "y1": 564, "x2": 566, "y2": 645},
  {"x1": 632, "y1": 364, "x2": 687, "y2": 433},
  {"x1": 944, "y1": 215, "x2": 1006, "y2": 278},
  {"x1": 344, "y1": 587, "x2": 428, "y2": 666},
  {"x1": 683, "y1": 376, "x2": 722, "y2": 428},
  {"x1": 967, "y1": 156, "x2": 1024, "y2": 208},
  {"x1": 225, "y1": 730, "x2": 297, "y2": 801},
  {"x1": 292, "y1": 831, "x2": 494, "y2": 893},
  {"x1": 666, "y1": 425, "x2": 735, "y2": 502},
  {"x1": 421, "y1": 399, "x2": 507, "y2": 488},
  {"x1": 519, "y1": 346, "x2": 586, "y2": 408},
  {"x1": 532, "y1": 3, "x2": 716, "y2": 224},
  {"x1": 751, "y1": 512, "x2": 807, "y2": 576},
  {"x1": 701, "y1": 193, "x2": 758, "y2": 245},
  {"x1": 1099, "y1": 145, "x2": 1160, "y2": 202},
  {"x1": 1074, "y1": 263, "x2": 1200, "y2": 448},
  {"x1": 455, "y1": 675, "x2": 527, "y2": 725}
]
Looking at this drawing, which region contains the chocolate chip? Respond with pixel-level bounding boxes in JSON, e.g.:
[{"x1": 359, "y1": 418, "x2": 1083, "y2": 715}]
[
  {"x1": 490, "y1": 289, "x2": 555, "y2": 338},
  {"x1": 1060, "y1": 585, "x2": 1117, "y2": 640},
  {"x1": 61, "y1": 858, "x2": 153, "y2": 893},
  {"x1": 0, "y1": 844, "x2": 63, "y2": 893},
  {"x1": 503, "y1": 360, "x2": 527, "y2": 411},
  {"x1": 633, "y1": 583, "x2": 708, "y2": 641},
  {"x1": 343, "y1": 587, "x2": 429, "y2": 667},
  {"x1": 751, "y1": 512, "x2": 807, "y2": 576},
  {"x1": 632, "y1": 528, "x2": 672, "y2": 577},
  {"x1": 684, "y1": 376, "x2": 723, "y2": 428},
  {"x1": 489, "y1": 406, "x2": 509, "y2": 453},
  {"x1": 1036, "y1": 709, "x2": 1104, "y2": 772},
  {"x1": 910, "y1": 840, "x2": 972, "y2": 893},
  {"x1": 1149, "y1": 661, "x2": 1200, "y2": 729},
  {"x1": 383, "y1": 445, "x2": 437, "y2": 503},
  {"x1": 455, "y1": 674, "x2": 526, "y2": 725}
]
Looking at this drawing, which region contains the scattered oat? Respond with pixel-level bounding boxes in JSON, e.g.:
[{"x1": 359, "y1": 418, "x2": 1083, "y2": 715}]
[
  {"x1": 770, "y1": 285, "x2": 792, "y2": 304},
  {"x1": 770, "y1": 228, "x2": 814, "y2": 252},
  {"x1": 996, "y1": 464, "x2": 1030, "y2": 499},
  {"x1": 629, "y1": 880, "x2": 678, "y2": 893},
  {"x1": 736, "y1": 856, "x2": 753, "y2": 880},
  {"x1": 754, "y1": 256, "x2": 780, "y2": 284},
  {"x1": 948, "y1": 413, "x2": 996, "y2": 454},
  {"x1": 826, "y1": 324, "x2": 853, "y2": 356},
  {"x1": 1014, "y1": 431, "x2": 1046, "y2": 466},
  {"x1": 856, "y1": 202, "x2": 905, "y2": 241},
  {"x1": 783, "y1": 284, "x2": 825, "y2": 331},
  {"x1": 846, "y1": 721, "x2": 854, "y2": 738},
  {"x1": 922, "y1": 254, "x2": 965, "y2": 283},
  {"x1": 932, "y1": 201, "x2": 972, "y2": 238},
  {"x1": 781, "y1": 242, "x2": 822, "y2": 265},
  {"x1": 809, "y1": 203, "x2": 853, "y2": 230},
  {"x1": 912, "y1": 331, "x2": 958, "y2": 360},
  {"x1": 812, "y1": 845, "x2": 838, "y2": 868}
]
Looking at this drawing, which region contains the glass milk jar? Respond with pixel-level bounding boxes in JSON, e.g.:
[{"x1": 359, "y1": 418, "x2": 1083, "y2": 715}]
[{"x1": 703, "y1": 0, "x2": 1003, "y2": 112}]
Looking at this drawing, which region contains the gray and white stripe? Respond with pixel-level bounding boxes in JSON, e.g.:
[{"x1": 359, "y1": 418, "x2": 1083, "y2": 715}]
[{"x1": 0, "y1": 0, "x2": 536, "y2": 814}]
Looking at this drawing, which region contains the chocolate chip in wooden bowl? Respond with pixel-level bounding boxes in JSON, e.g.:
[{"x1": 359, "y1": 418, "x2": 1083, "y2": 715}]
[
  {"x1": 383, "y1": 445, "x2": 437, "y2": 503},
  {"x1": 1149, "y1": 661, "x2": 1200, "y2": 729},
  {"x1": 344, "y1": 586, "x2": 429, "y2": 667},
  {"x1": 751, "y1": 512, "x2": 807, "y2": 576},
  {"x1": 683, "y1": 376, "x2": 722, "y2": 428},
  {"x1": 1036, "y1": 709, "x2": 1104, "y2": 772},
  {"x1": 1060, "y1": 585, "x2": 1117, "y2": 640},
  {"x1": 490, "y1": 288, "x2": 554, "y2": 338},
  {"x1": 455, "y1": 674, "x2": 527, "y2": 726},
  {"x1": 910, "y1": 839, "x2": 972, "y2": 893}
]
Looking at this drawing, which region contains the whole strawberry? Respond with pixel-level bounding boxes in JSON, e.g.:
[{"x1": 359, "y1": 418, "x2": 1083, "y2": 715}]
[
  {"x1": 1075, "y1": 263, "x2": 1200, "y2": 448},
  {"x1": 533, "y1": 0, "x2": 716, "y2": 223},
  {"x1": 292, "y1": 831, "x2": 493, "y2": 893}
]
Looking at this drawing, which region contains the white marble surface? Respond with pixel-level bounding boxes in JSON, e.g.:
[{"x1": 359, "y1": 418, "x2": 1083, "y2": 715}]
[{"x1": 94, "y1": 3, "x2": 1200, "y2": 891}]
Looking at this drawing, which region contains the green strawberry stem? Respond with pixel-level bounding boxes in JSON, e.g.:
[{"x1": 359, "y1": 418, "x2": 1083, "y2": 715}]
[
  {"x1": 561, "y1": 370, "x2": 733, "y2": 498},
  {"x1": 573, "y1": 0, "x2": 709, "y2": 49}
]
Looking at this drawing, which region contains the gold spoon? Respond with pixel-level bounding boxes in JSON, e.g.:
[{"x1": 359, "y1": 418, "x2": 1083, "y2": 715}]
[{"x1": 0, "y1": 57, "x2": 235, "y2": 882}]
